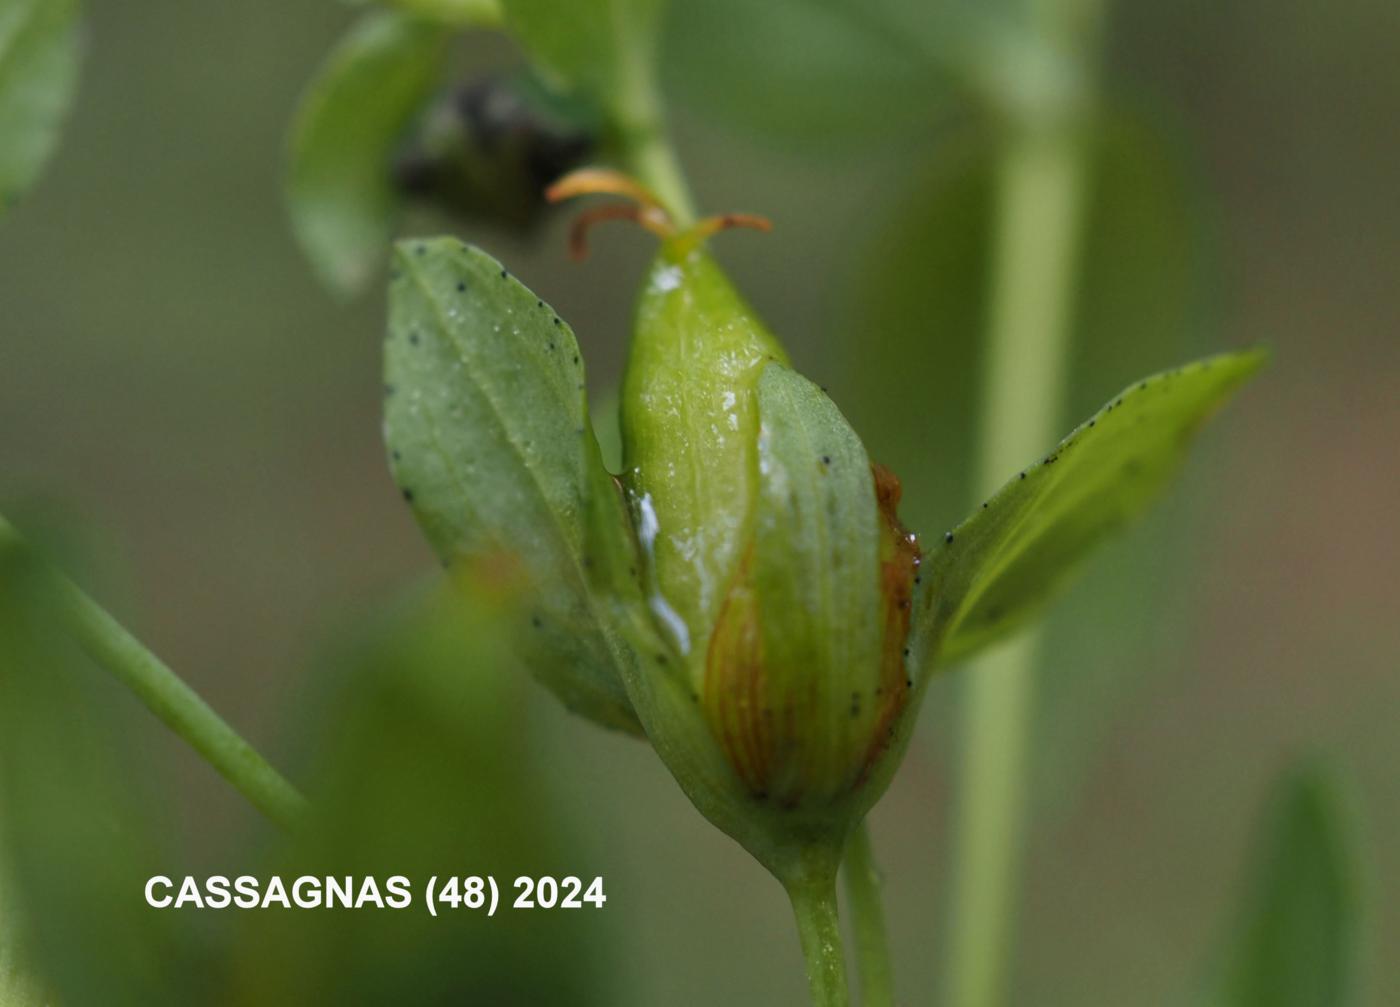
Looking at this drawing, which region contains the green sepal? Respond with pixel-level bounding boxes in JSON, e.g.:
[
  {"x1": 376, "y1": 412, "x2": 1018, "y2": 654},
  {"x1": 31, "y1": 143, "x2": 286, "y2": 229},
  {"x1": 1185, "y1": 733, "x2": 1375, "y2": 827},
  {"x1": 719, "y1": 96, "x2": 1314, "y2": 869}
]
[
  {"x1": 384, "y1": 238, "x2": 639, "y2": 733},
  {"x1": 739, "y1": 363, "x2": 885, "y2": 803},
  {"x1": 915, "y1": 348, "x2": 1266, "y2": 670}
]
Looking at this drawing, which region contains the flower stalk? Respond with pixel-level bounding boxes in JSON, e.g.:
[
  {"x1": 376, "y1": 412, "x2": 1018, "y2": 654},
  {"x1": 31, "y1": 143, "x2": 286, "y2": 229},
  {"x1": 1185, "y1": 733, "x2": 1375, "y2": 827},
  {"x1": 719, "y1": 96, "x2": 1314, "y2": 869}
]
[
  {"x1": 844, "y1": 820, "x2": 895, "y2": 1006},
  {"x1": 788, "y1": 865, "x2": 850, "y2": 1007}
]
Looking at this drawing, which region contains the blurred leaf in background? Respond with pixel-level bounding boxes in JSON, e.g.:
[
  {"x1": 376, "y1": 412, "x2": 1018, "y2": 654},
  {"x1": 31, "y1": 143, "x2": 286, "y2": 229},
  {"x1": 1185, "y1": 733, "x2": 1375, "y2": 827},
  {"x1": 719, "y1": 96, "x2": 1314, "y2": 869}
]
[
  {"x1": 499, "y1": 0, "x2": 662, "y2": 108},
  {"x1": 230, "y1": 571, "x2": 620, "y2": 1004},
  {"x1": 286, "y1": 10, "x2": 452, "y2": 296},
  {"x1": 664, "y1": 0, "x2": 968, "y2": 146},
  {"x1": 0, "y1": 0, "x2": 82, "y2": 214},
  {"x1": 1204, "y1": 762, "x2": 1361, "y2": 1007}
]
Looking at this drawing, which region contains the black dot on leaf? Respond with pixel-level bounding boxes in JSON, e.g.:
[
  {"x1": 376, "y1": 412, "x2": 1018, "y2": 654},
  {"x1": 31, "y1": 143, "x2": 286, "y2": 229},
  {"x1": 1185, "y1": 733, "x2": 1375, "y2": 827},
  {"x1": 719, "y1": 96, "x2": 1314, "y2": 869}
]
[
  {"x1": 401, "y1": 488, "x2": 414, "y2": 502},
  {"x1": 456, "y1": 282, "x2": 466, "y2": 292},
  {"x1": 499, "y1": 269, "x2": 507, "y2": 279},
  {"x1": 944, "y1": 532, "x2": 954, "y2": 544}
]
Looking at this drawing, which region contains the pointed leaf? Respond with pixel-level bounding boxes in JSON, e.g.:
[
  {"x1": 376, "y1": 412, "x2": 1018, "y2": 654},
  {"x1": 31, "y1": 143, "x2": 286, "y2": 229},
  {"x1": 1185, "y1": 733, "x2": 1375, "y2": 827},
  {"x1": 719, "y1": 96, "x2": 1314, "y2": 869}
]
[
  {"x1": 918, "y1": 348, "x2": 1265, "y2": 668},
  {"x1": 1211, "y1": 764, "x2": 1359, "y2": 1007},
  {"x1": 286, "y1": 12, "x2": 449, "y2": 297},
  {"x1": 384, "y1": 238, "x2": 639, "y2": 732},
  {"x1": 0, "y1": 0, "x2": 81, "y2": 214}
]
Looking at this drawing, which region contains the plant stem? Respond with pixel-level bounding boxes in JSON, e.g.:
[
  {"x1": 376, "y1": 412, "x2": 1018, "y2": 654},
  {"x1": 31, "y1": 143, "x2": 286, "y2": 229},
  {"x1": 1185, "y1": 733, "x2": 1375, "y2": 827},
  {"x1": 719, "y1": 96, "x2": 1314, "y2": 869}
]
[
  {"x1": 943, "y1": 110, "x2": 1092, "y2": 1007},
  {"x1": 624, "y1": 122, "x2": 697, "y2": 225},
  {"x1": 788, "y1": 867, "x2": 851, "y2": 1007},
  {"x1": 608, "y1": 5, "x2": 697, "y2": 224},
  {"x1": 0, "y1": 516, "x2": 308, "y2": 832},
  {"x1": 842, "y1": 820, "x2": 895, "y2": 1006}
]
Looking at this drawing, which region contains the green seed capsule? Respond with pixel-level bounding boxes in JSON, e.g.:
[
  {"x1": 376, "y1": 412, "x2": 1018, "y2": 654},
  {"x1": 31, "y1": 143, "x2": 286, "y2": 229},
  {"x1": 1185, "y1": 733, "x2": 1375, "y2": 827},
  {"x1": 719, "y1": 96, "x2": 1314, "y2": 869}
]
[
  {"x1": 621, "y1": 245, "x2": 789, "y2": 652},
  {"x1": 603, "y1": 217, "x2": 920, "y2": 864}
]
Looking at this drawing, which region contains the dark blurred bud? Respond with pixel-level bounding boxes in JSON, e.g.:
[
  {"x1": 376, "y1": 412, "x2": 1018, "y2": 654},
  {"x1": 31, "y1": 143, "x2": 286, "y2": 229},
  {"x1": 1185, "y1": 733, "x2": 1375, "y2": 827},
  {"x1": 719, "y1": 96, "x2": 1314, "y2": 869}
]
[{"x1": 393, "y1": 72, "x2": 596, "y2": 227}]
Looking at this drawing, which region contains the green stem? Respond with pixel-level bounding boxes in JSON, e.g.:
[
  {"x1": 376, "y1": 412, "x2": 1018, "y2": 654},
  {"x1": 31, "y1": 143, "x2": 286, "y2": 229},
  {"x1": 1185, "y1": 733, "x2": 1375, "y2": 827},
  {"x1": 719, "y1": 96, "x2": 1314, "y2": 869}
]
[
  {"x1": 0, "y1": 517, "x2": 308, "y2": 832},
  {"x1": 608, "y1": 5, "x2": 697, "y2": 224},
  {"x1": 787, "y1": 867, "x2": 851, "y2": 1007},
  {"x1": 624, "y1": 122, "x2": 697, "y2": 225},
  {"x1": 943, "y1": 113, "x2": 1092, "y2": 1007},
  {"x1": 842, "y1": 821, "x2": 895, "y2": 1006}
]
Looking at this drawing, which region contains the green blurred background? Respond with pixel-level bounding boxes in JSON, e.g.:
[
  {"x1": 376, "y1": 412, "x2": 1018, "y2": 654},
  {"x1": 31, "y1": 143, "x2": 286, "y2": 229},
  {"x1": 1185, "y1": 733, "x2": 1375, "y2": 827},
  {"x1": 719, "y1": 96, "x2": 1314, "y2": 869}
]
[{"x1": 2, "y1": 0, "x2": 1397, "y2": 1003}]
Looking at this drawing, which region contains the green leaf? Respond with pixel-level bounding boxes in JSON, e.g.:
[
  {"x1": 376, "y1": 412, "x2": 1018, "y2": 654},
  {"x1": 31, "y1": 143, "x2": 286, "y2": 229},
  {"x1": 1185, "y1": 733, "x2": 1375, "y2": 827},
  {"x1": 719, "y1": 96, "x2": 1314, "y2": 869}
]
[
  {"x1": 1211, "y1": 764, "x2": 1360, "y2": 1007},
  {"x1": 917, "y1": 348, "x2": 1265, "y2": 668},
  {"x1": 0, "y1": 0, "x2": 81, "y2": 213},
  {"x1": 383, "y1": 238, "x2": 639, "y2": 732},
  {"x1": 286, "y1": 11, "x2": 450, "y2": 297},
  {"x1": 500, "y1": 0, "x2": 663, "y2": 106}
]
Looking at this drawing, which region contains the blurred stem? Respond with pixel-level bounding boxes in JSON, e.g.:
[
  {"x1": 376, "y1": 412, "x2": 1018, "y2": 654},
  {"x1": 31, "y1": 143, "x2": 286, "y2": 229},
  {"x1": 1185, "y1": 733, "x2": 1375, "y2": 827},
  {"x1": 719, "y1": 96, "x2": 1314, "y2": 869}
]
[
  {"x1": 0, "y1": 516, "x2": 308, "y2": 832},
  {"x1": 623, "y1": 123, "x2": 696, "y2": 225},
  {"x1": 609, "y1": 7, "x2": 696, "y2": 224},
  {"x1": 944, "y1": 92, "x2": 1094, "y2": 1007},
  {"x1": 788, "y1": 867, "x2": 851, "y2": 1007},
  {"x1": 843, "y1": 821, "x2": 895, "y2": 1006}
]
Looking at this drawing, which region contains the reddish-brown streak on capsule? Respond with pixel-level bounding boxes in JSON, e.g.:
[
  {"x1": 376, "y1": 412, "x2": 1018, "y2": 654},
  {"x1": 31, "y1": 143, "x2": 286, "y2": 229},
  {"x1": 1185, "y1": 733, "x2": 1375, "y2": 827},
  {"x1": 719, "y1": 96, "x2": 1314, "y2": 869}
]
[
  {"x1": 703, "y1": 547, "x2": 771, "y2": 795},
  {"x1": 858, "y1": 462, "x2": 922, "y2": 789}
]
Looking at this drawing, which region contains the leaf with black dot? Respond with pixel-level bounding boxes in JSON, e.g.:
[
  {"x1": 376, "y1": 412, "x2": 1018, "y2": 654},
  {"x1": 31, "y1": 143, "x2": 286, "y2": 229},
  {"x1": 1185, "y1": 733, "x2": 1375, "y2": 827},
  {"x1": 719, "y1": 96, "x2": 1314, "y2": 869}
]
[
  {"x1": 0, "y1": 0, "x2": 82, "y2": 215},
  {"x1": 384, "y1": 237, "x2": 640, "y2": 733},
  {"x1": 916, "y1": 348, "x2": 1266, "y2": 669},
  {"x1": 286, "y1": 11, "x2": 450, "y2": 297}
]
